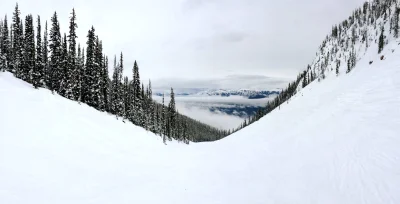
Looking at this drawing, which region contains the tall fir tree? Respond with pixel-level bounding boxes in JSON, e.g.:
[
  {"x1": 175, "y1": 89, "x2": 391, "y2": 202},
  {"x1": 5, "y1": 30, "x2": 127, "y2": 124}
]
[
  {"x1": 123, "y1": 76, "x2": 129, "y2": 118},
  {"x1": 168, "y1": 88, "x2": 176, "y2": 138},
  {"x1": 23, "y1": 14, "x2": 35, "y2": 84},
  {"x1": 1, "y1": 16, "x2": 11, "y2": 71},
  {"x1": 394, "y1": 7, "x2": 400, "y2": 38},
  {"x1": 60, "y1": 33, "x2": 68, "y2": 97},
  {"x1": 94, "y1": 37, "x2": 103, "y2": 109},
  {"x1": 75, "y1": 44, "x2": 83, "y2": 101},
  {"x1": 67, "y1": 8, "x2": 78, "y2": 100},
  {"x1": 378, "y1": 26, "x2": 385, "y2": 54},
  {"x1": 302, "y1": 71, "x2": 308, "y2": 87},
  {"x1": 49, "y1": 12, "x2": 62, "y2": 92},
  {"x1": 148, "y1": 80, "x2": 155, "y2": 132},
  {"x1": 33, "y1": 15, "x2": 44, "y2": 88},
  {"x1": 114, "y1": 53, "x2": 124, "y2": 116},
  {"x1": 83, "y1": 26, "x2": 96, "y2": 107},
  {"x1": 43, "y1": 21, "x2": 49, "y2": 88},
  {"x1": 12, "y1": 3, "x2": 23, "y2": 77},
  {"x1": 161, "y1": 93, "x2": 166, "y2": 143},
  {"x1": 79, "y1": 47, "x2": 86, "y2": 102},
  {"x1": 336, "y1": 59, "x2": 340, "y2": 76},
  {"x1": 102, "y1": 56, "x2": 110, "y2": 112},
  {"x1": 132, "y1": 60, "x2": 141, "y2": 124},
  {"x1": 110, "y1": 55, "x2": 119, "y2": 114}
]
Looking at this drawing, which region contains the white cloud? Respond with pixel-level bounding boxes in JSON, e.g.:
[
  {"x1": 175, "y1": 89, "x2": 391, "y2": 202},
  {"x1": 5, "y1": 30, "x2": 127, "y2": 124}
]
[
  {"x1": 176, "y1": 103, "x2": 243, "y2": 130},
  {"x1": 152, "y1": 74, "x2": 290, "y2": 91}
]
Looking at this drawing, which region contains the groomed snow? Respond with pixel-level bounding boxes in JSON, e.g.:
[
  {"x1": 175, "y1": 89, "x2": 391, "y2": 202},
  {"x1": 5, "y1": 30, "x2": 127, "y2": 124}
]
[{"x1": 1, "y1": 42, "x2": 400, "y2": 203}]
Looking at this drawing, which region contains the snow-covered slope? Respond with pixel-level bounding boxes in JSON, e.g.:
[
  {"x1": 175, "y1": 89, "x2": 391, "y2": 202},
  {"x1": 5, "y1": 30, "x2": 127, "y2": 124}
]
[{"x1": 1, "y1": 38, "x2": 400, "y2": 203}]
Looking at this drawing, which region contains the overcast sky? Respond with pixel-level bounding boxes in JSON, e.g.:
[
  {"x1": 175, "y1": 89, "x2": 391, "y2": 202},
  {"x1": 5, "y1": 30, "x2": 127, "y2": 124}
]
[{"x1": 0, "y1": 0, "x2": 365, "y2": 84}]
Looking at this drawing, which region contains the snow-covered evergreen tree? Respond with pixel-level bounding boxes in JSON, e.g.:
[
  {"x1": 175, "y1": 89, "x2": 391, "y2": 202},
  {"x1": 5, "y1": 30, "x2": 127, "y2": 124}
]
[
  {"x1": 75, "y1": 44, "x2": 83, "y2": 101},
  {"x1": 49, "y1": 12, "x2": 62, "y2": 92},
  {"x1": 378, "y1": 26, "x2": 385, "y2": 54},
  {"x1": 67, "y1": 8, "x2": 78, "y2": 100},
  {"x1": 132, "y1": 60, "x2": 142, "y2": 124},
  {"x1": 168, "y1": 88, "x2": 176, "y2": 138},
  {"x1": 43, "y1": 21, "x2": 49, "y2": 88},
  {"x1": 60, "y1": 33, "x2": 68, "y2": 97},
  {"x1": 23, "y1": 14, "x2": 35, "y2": 84},
  {"x1": 110, "y1": 55, "x2": 119, "y2": 115},
  {"x1": 12, "y1": 3, "x2": 23, "y2": 77},
  {"x1": 102, "y1": 56, "x2": 110, "y2": 112},
  {"x1": 116, "y1": 53, "x2": 124, "y2": 116},
  {"x1": 33, "y1": 15, "x2": 44, "y2": 88},
  {"x1": 94, "y1": 37, "x2": 103, "y2": 110},
  {"x1": 1, "y1": 16, "x2": 11, "y2": 72},
  {"x1": 83, "y1": 26, "x2": 96, "y2": 107}
]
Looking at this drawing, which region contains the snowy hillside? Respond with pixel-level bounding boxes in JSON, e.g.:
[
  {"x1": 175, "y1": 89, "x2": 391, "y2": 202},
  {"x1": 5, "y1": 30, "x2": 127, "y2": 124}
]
[
  {"x1": 1, "y1": 32, "x2": 400, "y2": 204},
  {"x1": 300, "y1": 0, "x2": 400, "y2": 89}
]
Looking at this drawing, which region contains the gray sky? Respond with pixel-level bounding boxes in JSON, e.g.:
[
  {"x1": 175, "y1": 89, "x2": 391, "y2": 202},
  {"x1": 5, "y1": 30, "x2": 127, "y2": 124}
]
[{"x1": 0, "y1": 0, "x2": 365, "y2": 83}]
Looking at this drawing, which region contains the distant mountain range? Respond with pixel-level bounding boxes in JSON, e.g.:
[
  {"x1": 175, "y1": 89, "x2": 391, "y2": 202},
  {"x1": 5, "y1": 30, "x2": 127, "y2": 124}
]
[
  {"x1": 154, "y1": 89, "x2": 280, "y2": 99},
  {"x1": 196, "y1": 89, "x2": 280, "y2": 99}
]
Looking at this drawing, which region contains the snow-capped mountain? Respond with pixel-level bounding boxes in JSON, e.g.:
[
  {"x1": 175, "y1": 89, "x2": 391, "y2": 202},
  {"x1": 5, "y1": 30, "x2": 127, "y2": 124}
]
[{"x1": 195, "y1": 89, "x2": 280, "y2": 99}]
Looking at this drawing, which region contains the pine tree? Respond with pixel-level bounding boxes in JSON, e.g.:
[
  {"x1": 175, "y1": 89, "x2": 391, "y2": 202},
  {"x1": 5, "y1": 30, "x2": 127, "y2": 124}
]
[
  {"x1": 336, "y1": 59, "x2": 340, "y2": 76},
  {"x1": 347, "y1": 56, "x2": 351, "y2": 73},
  {"x1": 161, "y1": 93, "x2": 166, "y2": 143},
  {"x1": 67, "y1": 8, "x2": 78, "y2": 100},
  {"x1": 378, "y1": 26, "x2": 385, "y2": 54},
  {"x1": 394, "y1": 7, "x2": 400, "y2": 38},
  {"x1": 168, "y1": 88, "x2": 176, "y2": 138},
  {"x1": 49, "y1": 12, "x2": 62, "y2": 92},
  {"x1": 110, "y1": 55, "x2": 119, "y2": 114},
  {"x1": 117, "y1": 52, "x2": 124, "y2": 116},
  {"x1": 123, "y1": 76, "x2": 129, "y2": 118},
  {"x1": 102, "y1": 56, "x2": 110, "y2": 112},
  {"x1": 94, "y1": 37, "x2": 103, "y2": 109},
  {"x1": 60, "y1": 33, "x2": 68, "y2": 97},
  {"x1": 43, "y1": 21, "x2": 49, "y2": 88},
  {"x1": 12, "y1": 3, "x2": 23, "y2": 77},
  {"x1": 351, "y1": 49, "x2": 357, "y2": 69},
  {"x1": 148, "y1": 80, "x2": 156, "y2": 132},
  {"x1": 132, "y1": 60, "x2": 142, "y2": 124},
  {"x1": 1, "y1": 16, "x2": 11, "y2": 72},
  {"x1": 79, "y1": 47, "x2": 85, "y2": 102},
  {"x1": 75, "y1": 44, "x2": 83, "y2": 101},
  {"x1": 140, "y1": 83, "x2": 145, "y2": 127},
  {"x1": 83, "y1": 26, "x2": 96, "y2": 106},
  {"x1": 302, "y1": 71, "x2": 307, "y2": 88},
  {"x1": 23, "y1": 14, "x2": 35, "y2": 84},
  {"x1": 33, "y1": 15, "x2": 43, "y2": 88}
]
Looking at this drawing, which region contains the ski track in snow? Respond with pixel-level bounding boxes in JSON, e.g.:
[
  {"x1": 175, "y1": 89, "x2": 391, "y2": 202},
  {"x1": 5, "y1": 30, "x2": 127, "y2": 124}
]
[{"x1": 1, "y1": 39, "x2": 400, "y2": 204}]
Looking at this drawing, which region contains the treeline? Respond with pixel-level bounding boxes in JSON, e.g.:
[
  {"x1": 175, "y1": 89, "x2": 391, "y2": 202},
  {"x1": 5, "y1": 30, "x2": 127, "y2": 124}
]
[
  {"x1": 0, "y1": 4, "x2": 228, "y2": 143},
  {"x1": 232, "y1": 0, "x2": 400, "y2": 133}
]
